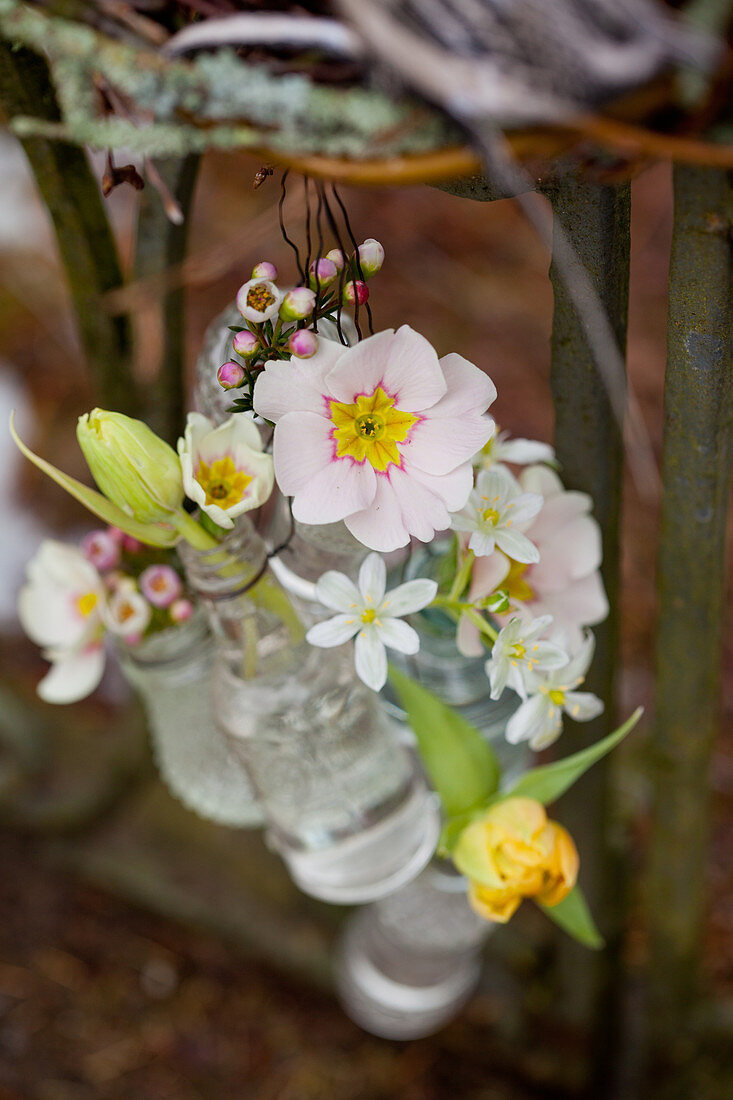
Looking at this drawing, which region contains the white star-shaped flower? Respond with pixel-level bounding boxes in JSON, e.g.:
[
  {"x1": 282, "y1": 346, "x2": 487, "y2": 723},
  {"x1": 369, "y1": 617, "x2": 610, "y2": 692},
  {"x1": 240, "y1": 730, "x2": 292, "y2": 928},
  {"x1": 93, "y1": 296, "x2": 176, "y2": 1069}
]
[
  {"x1": 306, "y1": 553, "x2": 437, "y2": 691},
  {"x1": 451, "y1": 468, "x2": 542, "y2": 563},
  {"x1": 505, "y1": 632, "x2": 604, "y2": 750},
  {"x1": 475, "y1": 429, "x2": 555, "y2": 471},
  {"x1": 485, "y1": 615, "x2": 568, "y2": 701}
]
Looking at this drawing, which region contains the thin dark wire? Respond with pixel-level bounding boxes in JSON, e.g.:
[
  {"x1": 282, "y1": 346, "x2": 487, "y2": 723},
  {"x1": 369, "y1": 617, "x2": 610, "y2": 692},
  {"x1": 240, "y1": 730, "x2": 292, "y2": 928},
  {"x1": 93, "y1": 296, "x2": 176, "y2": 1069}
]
[
  {"x1": 313, "y1": 183, "x2": 326, "y2": 333},
  {"x1": 267, "y1": 497, "x2": 296, "y2": 559},
  {"x1": 331, "y1": 184, "x2": 375, "y2": 336},
  {"x1": 303, "y1": 176, "x2": 313, "y2": 292},
  {"x1": 278, "y1": 171, "x2": 305, "y2": 283},
  {"x1": 321, "y1": 186, "x2": 349, "y2": 345}
]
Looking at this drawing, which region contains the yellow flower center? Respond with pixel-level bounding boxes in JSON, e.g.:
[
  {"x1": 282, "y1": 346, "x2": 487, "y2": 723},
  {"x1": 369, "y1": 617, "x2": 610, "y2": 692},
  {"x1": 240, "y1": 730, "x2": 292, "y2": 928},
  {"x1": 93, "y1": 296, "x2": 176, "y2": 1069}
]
[
  {"x1": 548, "y1": 688, "x2": 566, "y2": 706},
  {"x1": 247, "y1": 284, "x2": 275, "y2": 312},
  {"x1": 330, "y1": 386, "x2": 417, "y2": 472},
  {"x1": 361, "y1": 607, "x2": 377, "y2": 624},
  {"x1": 482, "y1": 506, "x2": 500, "y2": 525},
  {"x1": 504, "y1": 559, "x2": 534, "y2": 602},
  {"x1": 511, "y1": 643, "x2": 526, "y2": 660},
  {"x1": 196, "y1": 456, "x2": 252, "y2": 510},
  {"x1": 76, "y1": 592, "x2": 98, "y2": 617}
]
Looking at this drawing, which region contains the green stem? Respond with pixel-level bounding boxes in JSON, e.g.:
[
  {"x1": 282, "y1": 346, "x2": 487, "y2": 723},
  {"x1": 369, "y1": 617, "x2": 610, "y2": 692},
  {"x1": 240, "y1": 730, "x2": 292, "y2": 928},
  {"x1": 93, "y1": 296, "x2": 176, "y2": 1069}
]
[
  {"x1": 172, "y1": 510, "x2": 219, "y2": 550},
  {"x1": 448, "y1": 549, "x2": 474, "y2": 601}
]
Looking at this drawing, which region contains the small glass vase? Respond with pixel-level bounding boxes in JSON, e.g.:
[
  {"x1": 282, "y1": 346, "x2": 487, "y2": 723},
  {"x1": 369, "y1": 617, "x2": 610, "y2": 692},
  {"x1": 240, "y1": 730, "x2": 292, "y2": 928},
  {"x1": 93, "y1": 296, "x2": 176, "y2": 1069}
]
[
  {"x1": 116, "y1": 609, "x2": 263, "y2": 828},
  {"x1": 179, "y1": 516, "x2": 441, "y2": 904},
  {"x1": 335, "y1": 859, "x2": 491, "y2": 1039},
  {"x1": 382, "y1": 542, "x2": 529, "y2": 785}
]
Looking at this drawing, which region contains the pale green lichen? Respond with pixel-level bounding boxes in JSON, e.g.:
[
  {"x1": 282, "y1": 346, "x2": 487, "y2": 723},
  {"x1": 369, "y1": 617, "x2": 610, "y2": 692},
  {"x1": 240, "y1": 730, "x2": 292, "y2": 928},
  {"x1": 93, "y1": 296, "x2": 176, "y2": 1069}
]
[{"x1": 0, "y1": 0, "x2": 458, "y2": 159}]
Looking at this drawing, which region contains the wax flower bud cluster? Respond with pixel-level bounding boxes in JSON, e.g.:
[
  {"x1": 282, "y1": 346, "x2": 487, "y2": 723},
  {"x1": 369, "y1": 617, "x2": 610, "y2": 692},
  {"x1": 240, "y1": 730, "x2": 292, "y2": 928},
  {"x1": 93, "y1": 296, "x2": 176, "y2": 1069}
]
[
  {"x1": 18, "y1": 529, "x2": 194, "y2": 704},
  {"x1": 217, "y1": 241, "x2": 384, "y2": 412}
]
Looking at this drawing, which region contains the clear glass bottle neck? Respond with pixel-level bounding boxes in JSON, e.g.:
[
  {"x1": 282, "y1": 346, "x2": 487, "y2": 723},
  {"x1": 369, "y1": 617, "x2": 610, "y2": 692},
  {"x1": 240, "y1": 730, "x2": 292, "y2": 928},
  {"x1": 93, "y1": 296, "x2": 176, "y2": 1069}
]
[
  {"x1": 266, "y1": 491, "x2": 369, "y2": 599},
  {"x1": 116, "y1": 607, "x2": 211, "y2": 682}
]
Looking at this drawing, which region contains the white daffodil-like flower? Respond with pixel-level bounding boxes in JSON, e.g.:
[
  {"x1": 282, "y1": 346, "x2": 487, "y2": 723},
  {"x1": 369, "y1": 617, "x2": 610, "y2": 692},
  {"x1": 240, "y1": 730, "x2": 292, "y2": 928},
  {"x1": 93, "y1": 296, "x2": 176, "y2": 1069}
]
[
  {"x1": 178, "y1": 413, "x2": 274, "y2": 529},
  {"x1": 17, "y1": 541, "x2": 107, "y2": 703},
  {"x1": 475, "y1": 429, "x2": 555, "y2": 471},
  {"x1": 485, "y1": 615, "x2": 568, "y2": 701},
  {"x1": 505, "y1": 632, "x2": 604, "y2": 750},
  {"x1": 236, "y1": 277, "x2": 283, "y2": 323},
  {"x1": 451, "y1": 468, "x2": 542, "y2": 563},
  {"x1": 306, "y1": 553, "x2": 437, "y2": 691}
]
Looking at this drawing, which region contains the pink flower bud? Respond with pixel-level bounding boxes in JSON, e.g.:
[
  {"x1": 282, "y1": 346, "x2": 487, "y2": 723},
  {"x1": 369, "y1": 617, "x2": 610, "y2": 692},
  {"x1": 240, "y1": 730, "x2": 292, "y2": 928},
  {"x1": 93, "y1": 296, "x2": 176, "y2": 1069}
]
[
  {"x1": 169, "y1": 597, "x2": 194, "y2": 624},
  {"x1": 279, "y1": 286, "x2": 317, "y2": 322},
  {"x1": 308, "y1": 258, "x2": 338, "y2": 290},
  {"x1": 342, "y1": 280, "x2": 369, "y2": 306},
  {"x1": 217, "y1": 360, "x2": 246, "y2": 390},
  {"x1": 139, "y1": 564, "x2": 183, "y2": 609},
  {"x1": 81, "y1": 529, "x2": 120, "y2": 572},
  {"x1": 122, "y1": 535, "x2": 145, "y2": 555},
  {"x1": 357, "y1": 238, "x2": 384, "y2": 278},
  {"x1": 287, "y1": 329, "x2": 319, "y2": 359},
  {"x1": 232, "y1": 330, "x2": 258, "y2": 357},
  {"x1": 107, "y1": 526, "x2": 125, "y2": 544},
  {"x1": 325, "y1": 248, "x2": 345, "y2": 272},
  {"x1": 252, "y1": 261, "x2": 277, "y2": 280}
]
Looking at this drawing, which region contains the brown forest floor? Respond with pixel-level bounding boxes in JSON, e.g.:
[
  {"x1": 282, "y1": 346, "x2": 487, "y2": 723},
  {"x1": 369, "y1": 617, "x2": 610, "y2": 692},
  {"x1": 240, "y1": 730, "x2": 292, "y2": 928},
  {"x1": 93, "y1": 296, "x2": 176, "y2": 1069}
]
[{"x1": 0, "y1": 152, "x2": 731, "y2": 1097}]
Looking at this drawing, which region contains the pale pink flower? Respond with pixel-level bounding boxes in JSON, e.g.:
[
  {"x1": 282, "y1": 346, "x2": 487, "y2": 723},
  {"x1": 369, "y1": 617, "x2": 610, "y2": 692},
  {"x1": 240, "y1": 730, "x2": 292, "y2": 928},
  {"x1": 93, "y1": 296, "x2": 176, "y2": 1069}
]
[
  {"x1": 253, "y1": 326, "x2": 495, "y2": 552},
  {"x1": 170, "y1": 597, "x2": 194, "y2": 623},
  {"x1": 139, "y1": 564, "x2": 183, "y2": 608},
  {"x1": 81, "y1": 528, "x2": 120, "y2": 572},
  {"x1": 458, "y1": 465, "x2": 608, "y2": 656}
]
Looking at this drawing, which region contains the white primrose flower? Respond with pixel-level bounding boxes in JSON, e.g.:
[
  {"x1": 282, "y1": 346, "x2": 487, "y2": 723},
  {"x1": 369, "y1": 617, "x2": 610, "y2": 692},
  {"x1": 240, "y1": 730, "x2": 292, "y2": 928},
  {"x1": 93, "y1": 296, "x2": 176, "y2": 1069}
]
[
  {"x1": 178, "y1": 413, "x2": 274, "y2": 529},
  {"x1": 505, "y1": 632, "x2": 604, "y2": 751},
  {"x1": 306, "y1": 553, "x2": 437, "y2": 691},
  {"x1": 236, "y1": 277, "x2": 283, "y2": 323},
  {"x1": 485, "y1": 615, "x2": 568, "y2": 701},
  {"x1": 451, "y1": 468, "x2": 542, "y2": 563},
  {"x1": 17, "y1": 541, "x2": 107, "y2": 704},
  {"x1": 475, "y1": 428, "x2": 555, "y2": 471}
]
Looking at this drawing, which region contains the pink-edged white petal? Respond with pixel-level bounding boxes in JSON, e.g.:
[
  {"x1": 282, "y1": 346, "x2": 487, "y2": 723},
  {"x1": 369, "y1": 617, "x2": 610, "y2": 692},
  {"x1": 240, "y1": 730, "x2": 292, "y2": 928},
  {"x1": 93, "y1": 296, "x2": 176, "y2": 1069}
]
[
  {"x1": 37, "y1": 644, "x2": 105, "y2": 704},
  {"x1": 434, "y1": 353, "x2": 497, "y2": 416},
  {"x1": 403, "y1": 412, "x2": 493, "y2": 475},
  {"x1": 384, "y1": 464, "x2": 452, "y2": 544},
  {"x1": 381, "y1": 578, "x2": 437, "y2": 617},
  {"x1": 253, "y1": 340, "x2": 344, "y2": 421},
  {"x1": 327, "y1": 326, "x2": 447, "y2": 412},
  {"x1": 456, "y1": 613, "x2": 484, "y2": 658},
  {"x1": 272, "y1": 411, "x2": 333, "y2": 495},
  {"x1": 358, "y1": 553, "x2": 386, "y2": 605},
  {"x1": 376, "y1": 617, "x2": 420, "y2": 655},
  {"x1": 314, "y1": 571, "x2": 361, "y2": 613},
  {"x1": 291, "y1": 456, "x2": 376, "y2": 525},
  {"x1": 468, "y1": 552, "x2": 511, "y2": 601},
  {"x1": 354, "y1": 628, "x2": 388, "y2": 691},
  {"x1": 306, "y1": 614, "x2": 361, "y2": 647},
  {"x1": 344, "y1": 475, "x2": 410, "y2": 553},
  {"x1": 406, "y1": 461, "x2": 474, "y2": 514}
]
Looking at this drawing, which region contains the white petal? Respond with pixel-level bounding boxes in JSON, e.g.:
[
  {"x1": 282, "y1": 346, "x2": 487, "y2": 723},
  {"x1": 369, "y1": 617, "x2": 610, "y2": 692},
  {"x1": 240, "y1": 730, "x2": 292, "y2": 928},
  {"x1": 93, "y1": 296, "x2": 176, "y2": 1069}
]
[
  {"x1": 557, "y1": 632, "x2": 596, "y2": 686},
  {"x1": 563, "y1": 691, "x2": 604, "y2": 722},
  {"x1": 528, "y1": 641, "x2": 570, "y2": 671},
  {"x1": 292, "y1": 457, "x2": 377, "y2": 526},
  {"x1": 18, "y1": 585, "x2": 88, "y2": 649},
  {"x1": 306, "y1": 615, "x2": 360, "y2": 647},
  {"x1": 358, "y1": 553, "x2": 386, "y2": 606},
  {"x1": 253, "y1": 340, "x2": 343, "y2": 422},
  {"x1": 384, "y1": 464, "x2": 451, "y2": 544},
  {"x1": 354, "y1": 628, "x2": 388, "y2": 691},
  {"x1": 487, "y1": 657, "x2": 509, "y2": 701},
  {"x1": 344, "y1": 475, "x2": 410, "y2": 552},
  {"x1": 434, "y1": 353, "x2": 497, "y2": 415},
  {"x1": 494, "y1": 528, "x2": 540, "y2": 564},
  {"x1": 376, "y1": 617, "x2": 420, "y2": 655},
  {"x1": 456, "y1": 613, "x2": 483, "y2": 658},
  {"x1": 407, "y1": 461, "x2": 474, "y2": 514},
  {"x1": 404, "y1": 413, "x2": 493, "y2": 475},
  {"x1": 505, "y1": 694, "x2": 550, "y2": 745},
  {"x1": 469, "y1": 530, "x2": 498, "y2": 557},
  {"x1": 500, "y1": 438, "x2": 555, "y2": 465},
  {"x1": 381, "y1": 578, "x2": 437, "y2": 617},
  {"x1": 314, "y1": 571, "x2": 361, "y2": 613},
  {"x1": 272, "y1": 412, "x2": 334, "y2": 495},
  {"x1": 504, "y1": 491, "x2": 544, "y2": 528},
  {"x1": 37, "y1": 645, "x2": 106, "y2": 704}
]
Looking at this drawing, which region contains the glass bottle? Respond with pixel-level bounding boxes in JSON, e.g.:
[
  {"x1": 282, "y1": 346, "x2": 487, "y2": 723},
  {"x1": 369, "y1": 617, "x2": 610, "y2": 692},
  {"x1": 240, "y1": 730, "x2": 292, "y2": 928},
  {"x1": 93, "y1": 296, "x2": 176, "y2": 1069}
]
[
  {"x1": 116, "y1": 609, "x2": 263, "y2": 828},
  {"x1": 382, "y1": 541, "x2": 529, "y2": 785},
  {"x1": 179, "y1": 517, "x2": 441, "y2": 905},
  {"x1": 335, "y1": 859, "x2": 491, "y2": 1039}
]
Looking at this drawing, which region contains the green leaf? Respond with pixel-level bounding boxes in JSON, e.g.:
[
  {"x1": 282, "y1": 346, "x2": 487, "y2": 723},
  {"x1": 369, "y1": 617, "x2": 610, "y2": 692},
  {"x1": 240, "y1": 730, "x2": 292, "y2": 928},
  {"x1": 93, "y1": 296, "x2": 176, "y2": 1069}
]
[
  {"x1": 10, "y1": 412, "x2": 179, "y2": 548},
  {"x1": 504, "y1": 707, "x2": 643, "y2": 806},
  {"x1": 539, "y1": 886, "x2": 605, "y2": 949},
  {"x1": 388, "y1": 665, "x2": 500, "y2": 818}
]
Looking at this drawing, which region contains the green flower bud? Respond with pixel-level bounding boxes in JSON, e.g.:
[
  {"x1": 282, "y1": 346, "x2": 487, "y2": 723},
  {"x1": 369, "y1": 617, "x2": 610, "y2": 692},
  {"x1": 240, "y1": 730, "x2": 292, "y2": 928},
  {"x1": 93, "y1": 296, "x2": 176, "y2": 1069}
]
[{"x1": 77, "y1": 409, "x2": 184, "y2": 524}]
